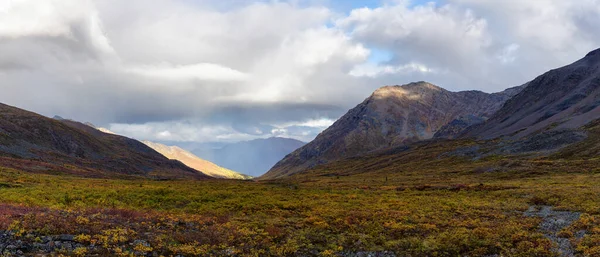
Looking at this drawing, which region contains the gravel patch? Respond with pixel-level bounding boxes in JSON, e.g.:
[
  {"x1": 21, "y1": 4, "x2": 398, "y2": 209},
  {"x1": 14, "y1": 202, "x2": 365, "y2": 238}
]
[{"x1": 524, "y1": 206, "x2": 583, "y2": 257}]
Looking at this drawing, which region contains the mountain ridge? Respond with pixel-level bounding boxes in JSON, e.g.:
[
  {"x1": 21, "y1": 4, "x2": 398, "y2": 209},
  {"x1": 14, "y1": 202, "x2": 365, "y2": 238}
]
[
  {"x1": 142, "y1": 140, "x2": 251, "y2": 179},
  {"x1": 262, "y1": 81, "x2": 524, "y2": 179},
  {"x1": 0, "y1": 103, "x2": 208, "y2": 179},
  {"x1": 462, "y1": 48, "x2": 600, "y2": 140}
]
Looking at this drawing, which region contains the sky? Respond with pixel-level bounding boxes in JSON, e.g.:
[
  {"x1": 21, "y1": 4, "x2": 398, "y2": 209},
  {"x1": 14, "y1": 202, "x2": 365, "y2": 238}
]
[{"x1": 1, "y1": 0, "x2": 600, "y2": 144}]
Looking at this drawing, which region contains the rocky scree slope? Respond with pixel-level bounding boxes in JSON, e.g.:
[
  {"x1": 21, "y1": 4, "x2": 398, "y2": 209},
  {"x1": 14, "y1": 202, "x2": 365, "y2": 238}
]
[
  {"x1": 0, "y1": 103, "x2": 208, "y2": 179},
  {"x1": 263, "y1": 82, "x2": 523, "y2": 179}
]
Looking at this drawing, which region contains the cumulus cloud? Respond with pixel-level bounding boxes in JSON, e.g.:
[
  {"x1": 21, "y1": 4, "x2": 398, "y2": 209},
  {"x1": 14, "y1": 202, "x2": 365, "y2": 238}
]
[
  {"x1": 338, "y1": 0, "x2": 600, "y2": 91},
  {"x1": 0, "y1": 0, "x2": 599, "y2": 144}
]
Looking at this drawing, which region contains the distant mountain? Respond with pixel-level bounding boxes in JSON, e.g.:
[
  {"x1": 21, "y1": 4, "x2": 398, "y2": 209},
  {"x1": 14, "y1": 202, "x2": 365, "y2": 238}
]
[
  {"x1": 262, "y1": 82, "x2": 524, "y2": 179},
  {"x1": 192, "y1": 137, "x2": 305, "y2": 177},
  {"x1": 0, "y1": 103, "x2": 209, "y2": 179},
  {"x1": 142, "y1": 141, "x2": 251, "y2": 179},
  {"x1": 463, "y1": 48, "x2": 600, "y2": 140}
]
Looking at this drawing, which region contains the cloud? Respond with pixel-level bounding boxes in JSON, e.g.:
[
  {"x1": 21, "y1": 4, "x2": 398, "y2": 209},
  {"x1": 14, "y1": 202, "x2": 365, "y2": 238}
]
[
  {"x1": 127, "y1": 63, "x2": 249, "y2": 82},
  {"x1": 0, "y1": 0, "x2": 599, "y2": 144},
  {"x1": 349, "y1": 62, "x2": 435, "y2": 77},
  {"x1": 108, "y1": 117, "x2": 332, "y2": 143},
  {"x1": 109, "y1": 122, "x2": 236, "y2": 143},
  {"x1": 333, "y1": 0, "x2": 600, "y2": 92}
]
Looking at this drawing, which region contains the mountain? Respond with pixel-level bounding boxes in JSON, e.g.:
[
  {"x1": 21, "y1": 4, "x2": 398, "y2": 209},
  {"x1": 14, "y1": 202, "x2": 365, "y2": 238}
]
[
  {"x1": 433, "y1": 115, "x2": 487, "y2": 139},
  {"x1": 282, "y1": 48, "x2": 600, "y2": 180},
  {"x1": 463, "y1": 48, "x2": 600, "y2": 140},
  {"x1": 80, "y1": 126, "x2": 249, "y2": 179},
  {"x1": 192, "y1": 137, "x2": 305, "y2": 177},
  {"x1": 142, "y1": 141, "x2": 251, "y2": 179},
  {"x1": 0, "y1": 103, "x2": 209, "y2": 179},
  {"x1": 262, "y1": 82, "x2": 524, "y2": 179}
]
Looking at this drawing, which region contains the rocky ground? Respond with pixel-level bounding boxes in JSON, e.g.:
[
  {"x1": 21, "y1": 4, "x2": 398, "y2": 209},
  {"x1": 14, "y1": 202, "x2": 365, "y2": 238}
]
[
  {"x1": 0, "y1": 232, "x2": 159, "y2": 256},
  {"x1": 525, "y1": 206, "x2": 585, "y2": 257},
  {"x1": 0, "y1": 232, "x2": 85, "y2": 256}
]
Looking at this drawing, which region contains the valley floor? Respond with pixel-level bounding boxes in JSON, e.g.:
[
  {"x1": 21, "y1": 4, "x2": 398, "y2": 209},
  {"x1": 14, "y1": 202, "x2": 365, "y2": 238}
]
[{"x1": 0, "y1": 157, "x2": 599, "y2": 257}]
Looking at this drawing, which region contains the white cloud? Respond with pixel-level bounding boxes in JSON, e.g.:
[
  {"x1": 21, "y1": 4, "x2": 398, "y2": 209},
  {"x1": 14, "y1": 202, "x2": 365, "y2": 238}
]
[
  {"x1": 335, "y1": 0, "x2": 600, "y2": 92},
  {"x1": 295, "y1": 118, "x2": 336, "y2": 128},
  {"x1": 127, "y1": 63, "x2": 248, "y2": 82},
  {"x1": 0, "y1": 0, "x2": 87, "y2": 38},
  {"x1": 335, "y1": 2, "x2": 497, "y2": 89},
  {"x1": 496, "y1": 44, "x2": 520, "y2": 64},
  {"x1": 109, "y1": 122, "x2": 236, "y2": 143},
  {"x1": 349, "y1": 62, "x2": 435, "y2": 77},
  {"x1": 109, "y1": 118, "x2": 325, "y2": 143}
]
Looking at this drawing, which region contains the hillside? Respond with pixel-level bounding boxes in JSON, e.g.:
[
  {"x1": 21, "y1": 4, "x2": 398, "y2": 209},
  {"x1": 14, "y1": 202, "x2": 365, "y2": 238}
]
[
  {"x1": 142, "y1": 141, "x2": 251, "y2": 179},
  {"x1": 464, "y1": 48, "x2": 600, "y2": 140},
  {"x1": 0, "y1": 103, "x2": 209, "y2": 179},
  {"x1": 263, "y1": 82, "x2": 523, "y2": 179}
]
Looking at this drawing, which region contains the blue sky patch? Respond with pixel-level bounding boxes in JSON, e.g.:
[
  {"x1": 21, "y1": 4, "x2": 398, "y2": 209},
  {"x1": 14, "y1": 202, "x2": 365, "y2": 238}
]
[{"x1": 368, "y1": 47, "x2": 394, "y2": 64}]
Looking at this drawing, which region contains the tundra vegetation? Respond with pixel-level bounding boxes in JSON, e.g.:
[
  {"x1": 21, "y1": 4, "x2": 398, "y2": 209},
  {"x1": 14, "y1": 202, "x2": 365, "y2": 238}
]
[{"x1": 1, "y1": 133, "x2": 600, "y2": 256}]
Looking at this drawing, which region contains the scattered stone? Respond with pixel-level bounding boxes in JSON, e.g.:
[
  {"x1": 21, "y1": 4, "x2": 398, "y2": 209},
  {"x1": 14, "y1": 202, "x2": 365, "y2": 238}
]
[
  {"x1": 575, "y1": 230, "x2": 587, "y2": 240},
  {"x1": 62, "y1": 242, "x2": 73, "y2": 251},
  {"x1": 58, "y1": 234, "x2": 74, "y2": 241},
  {"x1": 524, "y1": 206, "x2": 582, "y2": 257}
]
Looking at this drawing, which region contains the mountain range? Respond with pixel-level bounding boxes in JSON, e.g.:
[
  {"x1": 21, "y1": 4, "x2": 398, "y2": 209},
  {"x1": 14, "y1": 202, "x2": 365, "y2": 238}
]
[
  {"x1": 2, "y1": 48, "x2": 600, "y2": 184},
  {"x1": 263, "y1": 82, "x2": 524, "y2": 179},
  {"x1": 86, "y1": 125, "x2": 302, "y2": 178},
  {"x1": 264, "y1": 48, "x2": 600, "y2": 180},
  {"x1": 142, "y1": 141, "x2": 252, "y2": 179},
  {"x1": 77, "y1": 125, "x2": 252, "y2": 179}
]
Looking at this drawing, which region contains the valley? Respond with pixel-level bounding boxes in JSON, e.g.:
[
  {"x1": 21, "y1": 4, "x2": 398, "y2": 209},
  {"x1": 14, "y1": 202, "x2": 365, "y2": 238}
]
[
  {"x1": 0, "y1": 147, "x2": 599, "y2": 256},
  {"x1": 1, "y1": 49, "x2": 600, "y2": 256},
  {"x1": 2, "y1": 1, "x2": 600, "y2": 255}
]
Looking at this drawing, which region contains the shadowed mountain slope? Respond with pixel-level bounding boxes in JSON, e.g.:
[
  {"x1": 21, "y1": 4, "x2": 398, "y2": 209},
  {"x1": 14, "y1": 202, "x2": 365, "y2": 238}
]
[
  {"x1": 463, "y1": 48, "x2": 600, "y2": 140},
  {"x1": 0, "y1": 103, "x2": 209, "y2": 179}
]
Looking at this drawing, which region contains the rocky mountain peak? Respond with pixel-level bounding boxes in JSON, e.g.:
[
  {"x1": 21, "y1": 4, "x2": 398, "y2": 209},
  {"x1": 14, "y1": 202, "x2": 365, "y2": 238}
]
[{"x1": 371, "y1": 82, "x2": 442, "y2": 99}]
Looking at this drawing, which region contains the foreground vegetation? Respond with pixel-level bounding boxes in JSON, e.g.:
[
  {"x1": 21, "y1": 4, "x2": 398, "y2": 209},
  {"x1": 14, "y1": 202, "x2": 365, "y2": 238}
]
[{"x1": 1, "y1": 148, "x2": 600, "y2": 256}]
